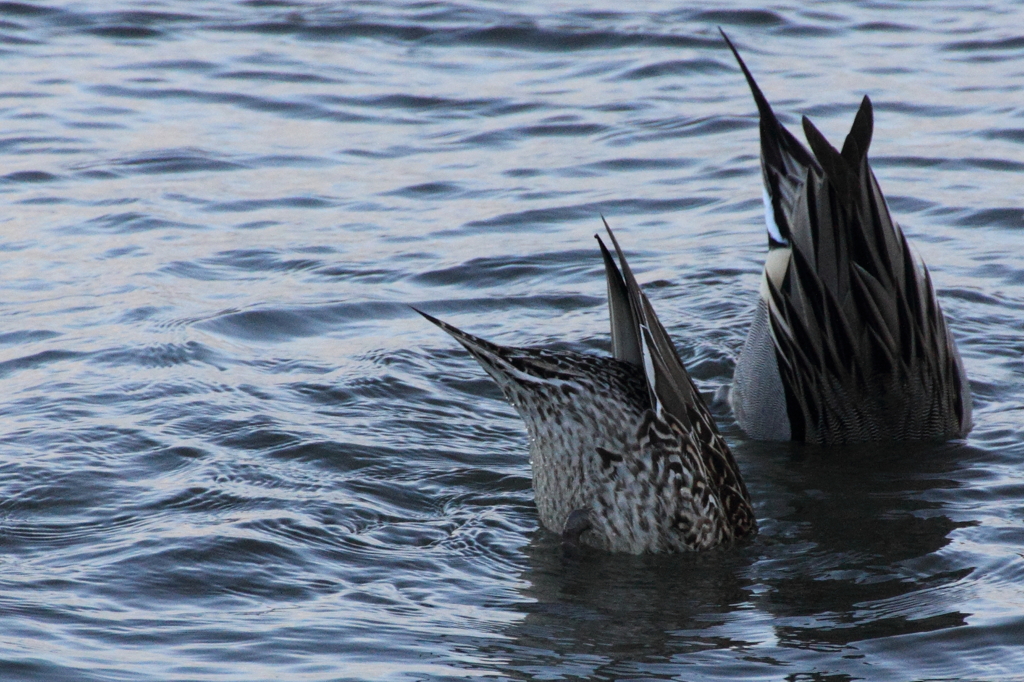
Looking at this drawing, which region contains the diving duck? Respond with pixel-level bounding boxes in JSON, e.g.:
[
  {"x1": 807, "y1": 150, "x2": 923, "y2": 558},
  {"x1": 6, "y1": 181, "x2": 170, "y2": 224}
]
[
  {"x1": 418, "y1": 223, "x2": 756, "y2": 553},
  {"x1": 722, "y1": 31, "x2": 973, "y2": 445}
]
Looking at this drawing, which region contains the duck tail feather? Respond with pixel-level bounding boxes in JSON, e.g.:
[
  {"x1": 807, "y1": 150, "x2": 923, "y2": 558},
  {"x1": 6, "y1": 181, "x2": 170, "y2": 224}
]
[
  {"x1": 601, "y1": 220, "x2": 702, "y2": 430},
  {"x1": 596, "y1": 225, "x2": 643, "y2": 367},
  {"x1": 413, "y1": 306, "x2": 512, "y2": 373},
  {"x1": 840, "y1": 95, "x2": 874, "y2": 169},
  {"x1": 802, "y1": 115, "x2": 856, "y2": 202},
  {"x1": 720, "y1": 29, "x2": 817, "y2": 247}
]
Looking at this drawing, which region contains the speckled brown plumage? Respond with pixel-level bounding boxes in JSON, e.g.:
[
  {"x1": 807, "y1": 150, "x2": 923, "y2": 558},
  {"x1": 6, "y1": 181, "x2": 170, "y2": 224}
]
[{"x1": 417, "y1": 224, "x2": 756, "y2": 553}]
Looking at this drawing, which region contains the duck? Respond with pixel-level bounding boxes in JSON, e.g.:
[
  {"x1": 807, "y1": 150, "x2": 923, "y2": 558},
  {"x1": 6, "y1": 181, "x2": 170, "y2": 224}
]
[
  {"x1": 721, "y1": 31, "x2": 973, "y2": 445},
  {"x1": 417, "y1": 222, "x2": 756, "y2": 553}
]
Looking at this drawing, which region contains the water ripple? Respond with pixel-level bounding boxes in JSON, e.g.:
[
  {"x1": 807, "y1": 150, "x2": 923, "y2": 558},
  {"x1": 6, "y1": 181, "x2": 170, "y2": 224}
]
[{"x1": 0, "y1": 1, "x2": 1022, "y2": 681}]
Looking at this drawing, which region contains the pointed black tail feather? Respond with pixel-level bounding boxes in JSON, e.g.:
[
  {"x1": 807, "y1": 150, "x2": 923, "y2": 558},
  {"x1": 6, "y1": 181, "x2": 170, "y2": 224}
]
[
  {"x1": 720, "y1": 29, "x2": 819, "y2": 247},
  {"x1": 840, "y1": 95, "x2": 874, "y2": 168},
  {"x1": 802, "y1": 115, "x2": 858, "y2": 204},
  {"x1": 727, "y1": 40, "x2": 973, "y2": 443},
  {"x1": 719, "y1": 29, "x2": 775, "y2": 130},
  {"x1": 719, "y1": 29, "x2": 816, "y2": 167}
]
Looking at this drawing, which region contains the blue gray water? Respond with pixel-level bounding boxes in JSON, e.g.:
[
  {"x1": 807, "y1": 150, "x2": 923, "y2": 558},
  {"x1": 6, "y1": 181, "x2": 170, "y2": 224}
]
[{"x1": 1, "y1": 1, "x2": 1023, "y2": 680}]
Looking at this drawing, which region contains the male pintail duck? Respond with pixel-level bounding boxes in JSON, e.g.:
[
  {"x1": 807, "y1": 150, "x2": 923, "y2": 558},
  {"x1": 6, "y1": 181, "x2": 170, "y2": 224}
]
[
  {"x1": 721, "y1": 31, "x2": 973, "y2": 445},
  {"x1": 417, "y1": 222, "x2": 756, "y2": 553}
]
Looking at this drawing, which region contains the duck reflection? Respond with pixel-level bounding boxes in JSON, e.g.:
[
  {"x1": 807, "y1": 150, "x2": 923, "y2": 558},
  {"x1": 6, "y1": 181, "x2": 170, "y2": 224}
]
[
  {"x1": 741, "y1": 438, "x2": 976, "y2": 649},
  {"x1": 479, "y1": 438, "x2": 978, "y2": 676}
]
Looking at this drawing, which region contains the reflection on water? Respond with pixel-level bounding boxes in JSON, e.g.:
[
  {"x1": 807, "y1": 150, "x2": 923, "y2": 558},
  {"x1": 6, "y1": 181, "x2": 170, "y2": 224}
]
[{"x1": 486, "y1": 440, "x2": 981, "y2": 679}]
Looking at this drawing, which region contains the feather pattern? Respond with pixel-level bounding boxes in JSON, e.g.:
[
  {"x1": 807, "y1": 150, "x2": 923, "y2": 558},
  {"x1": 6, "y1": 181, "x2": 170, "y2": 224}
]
[
  {"x1": 417, "y1": 224, "x2": 755, "y2": 552},
  {"x1": 723, "y1": 32, "x2": 972, "y2": 444}
]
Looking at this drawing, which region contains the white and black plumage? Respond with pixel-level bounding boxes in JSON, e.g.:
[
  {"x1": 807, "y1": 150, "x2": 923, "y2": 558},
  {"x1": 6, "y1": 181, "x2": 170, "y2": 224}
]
[
  {"x1": 722, "y1": 32, "x2": 972, "y2": 445},
  {"x1": 417, "y1": 223, "x2": 756, "y2": 553}
]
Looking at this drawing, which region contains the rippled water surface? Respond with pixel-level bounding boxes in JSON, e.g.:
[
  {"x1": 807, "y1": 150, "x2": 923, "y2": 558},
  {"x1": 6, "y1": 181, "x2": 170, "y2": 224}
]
[{"x1": 2, "y1": 1, "x2": 1023, "y2": 680}]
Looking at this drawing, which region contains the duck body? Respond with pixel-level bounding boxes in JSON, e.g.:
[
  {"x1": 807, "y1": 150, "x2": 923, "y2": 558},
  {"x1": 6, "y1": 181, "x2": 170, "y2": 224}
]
[
  {"x1": 418, "y1": 226, "x2": 756, "y2": 553},
  {"x1": 722, "y1": 33, "x2": 973, "y2": 445}
]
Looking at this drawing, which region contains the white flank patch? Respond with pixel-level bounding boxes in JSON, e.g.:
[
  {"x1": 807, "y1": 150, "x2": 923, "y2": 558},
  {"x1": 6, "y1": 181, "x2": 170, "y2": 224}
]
[
  {"x1": 762, "y1": 186, "x2": 786, "y2": 244},
  {"x1": 639, "y1": 324, "x2": 664, "y2": 415}
]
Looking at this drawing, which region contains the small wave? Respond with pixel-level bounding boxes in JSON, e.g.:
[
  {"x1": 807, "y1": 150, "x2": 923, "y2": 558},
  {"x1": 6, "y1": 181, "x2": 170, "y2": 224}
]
[
  {"x1": 86, "y1": 25, "x2": 165, "y2": 40},
  {"x1": 71, "y1": 211, "x2": 201, "y2": 233},
  {"x1": 107, "y1": 149, "x2": 245, "y2": 175},
  {"x1": 411, "y1": 250, "x2": 593, "y2": 288},
  {"x1": 204, "y1": 196, "x2": 335, "y2": 212},
  {"x1": 953, "y1": 207, "x2": 1024, "y2": 229},
  {"x1": 213, "y1": 69, "x2": 339, "y2": 84},
  {"x1": 692, "y1": 8, "x2": 786, "y2": 27},
  {"x1": 0, "y1": 349, "x2": 83, "y2": 379},
  {"x1": 163, "y1": 249, "x2": 324, "y2": 280},
  {"x1": 944, "y1": 36, "x2": 1024, "y2": 52},
  {"x1": 90, "y1": 84, "x2": 370, "y2": 123},
  {"x1": 198, "y1": 302, "x2": 407, "y2": 342},
  {"x1": 0, "y1": 330, "x2": 61, "y2": 345},
  {"x1": 91, "y1": 341, "x2": 224, "y2": 370},
  {"x1": 387, "y1": 181, "x2": 463, "y2": 199},
  {"x1": 231, "y1": 19, "x2": 716, "y2": 52},
  {"x1": 981, "y1": 128, "x2": 1024, "y2": 144},
  {"x1": 1, "y1": 170, "x2": 58, "y2": 183},
  {"x1": 617, "y1": 58, "x2": 733, "y2": 80},
  {"x1": 461, "y1": 196, "x2": 715, "y2": 231}
]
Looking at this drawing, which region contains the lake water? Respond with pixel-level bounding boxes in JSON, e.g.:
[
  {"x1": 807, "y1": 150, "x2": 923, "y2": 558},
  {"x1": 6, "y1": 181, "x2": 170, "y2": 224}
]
[{"x1": 1, "y1": 1, "x2": 1023, "y2": 680}]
